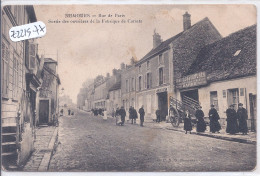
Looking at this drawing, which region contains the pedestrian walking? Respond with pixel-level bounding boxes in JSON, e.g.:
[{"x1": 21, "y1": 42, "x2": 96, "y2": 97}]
[
  {"x1": 68, "y1": 109, "x2": 71, "y2": 116},
  {"x1": 119, "y1": 106, "x2": 126, "y2": 126},
  {"x1": 208, "y1": 105, "x2": 221, "y2": 133},
  {"x1": 195, "y1": 106, "x2": 206, "y2": 132},
  {"x1": 60, "y1": 109, "x2": 64, "y2": 116},
  {"x1": 139, "y1": 105, "x2": 145, "y2": 127},
  {"x1": 184, "y1": 110, "x2": 192, "y2": 134},
  {"x1": 226, "y1": 104, "x2": 239, "y2": 134},
  {"x1": 129, "y1": 106, "x2": 134, "y2": 124},
  {"x1": 155, "y1": 108, "x2": 161, "y2": 123},
  {"x1": 103, "y1": 108, "x2": 108, "y2": 120},
  {"x1": 132, "y1": 107, "x2": 138, "y2": 124},
  {"x1": 237, "y1": 103, "x2": 248, "y2": 135}
]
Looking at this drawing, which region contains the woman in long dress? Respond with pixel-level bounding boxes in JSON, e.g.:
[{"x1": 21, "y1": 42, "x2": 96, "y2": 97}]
[{"x1": 195, "y1": 106, "x2": 206, "y2": 132}]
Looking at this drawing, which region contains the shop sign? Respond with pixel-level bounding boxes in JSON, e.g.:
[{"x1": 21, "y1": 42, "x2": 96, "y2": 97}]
[{"x1": 176, "y1": 72, "x2": 207, "y2": 89}]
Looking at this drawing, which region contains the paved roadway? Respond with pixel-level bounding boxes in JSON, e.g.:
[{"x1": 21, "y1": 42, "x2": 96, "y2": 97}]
[{"x1": 48, "y1": 110, "x2": 256, "y2": 172}]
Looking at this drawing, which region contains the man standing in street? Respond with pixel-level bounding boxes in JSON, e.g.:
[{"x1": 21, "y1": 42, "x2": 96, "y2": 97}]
[
  {"x1": 156, "y1": 108, "x2": 161, "y2": 123},
  {"x1": 208, "y1": 104, "x2": 221, "y2": 133},
  {"x1": 119, "y1": 106, "x2": 126, "y2": 126},
  {"x1": 139, "y1": 105, "x2": 145, "y2": 127},
  {"x1": 226, "y1": 104, "x2": 239, "y2": 134},
  {"x1": 237, "y1": 103, "x2": 248, "y2": 135}
]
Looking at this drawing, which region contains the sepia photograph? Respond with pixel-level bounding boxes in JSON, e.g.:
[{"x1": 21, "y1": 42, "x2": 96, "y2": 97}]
[{"x1": 1, "y1": 4, "x2": 257, "y2": 172}]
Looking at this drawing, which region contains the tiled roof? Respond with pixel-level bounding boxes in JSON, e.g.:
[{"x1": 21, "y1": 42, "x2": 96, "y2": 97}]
[
  {"x1": 136, "y1": 17, "x2": 220, "y2": 66},
  {"x1": 185, "y1": 24, "x2": 256, "y2": 82},
  {"x1": 109, "y1": 81, "x2": 121, "y2": 91}
]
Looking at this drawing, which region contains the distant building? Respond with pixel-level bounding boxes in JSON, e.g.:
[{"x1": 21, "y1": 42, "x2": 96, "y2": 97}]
[
  {"x1": 108, "y1": 81, "x2": 121, "y2": 115},
  {"x1": 38, "y1": 58, "x2": 61, "y2": 125},
  {"x1": 182, "y1": 25, "x2": 256, "y2": 130}
]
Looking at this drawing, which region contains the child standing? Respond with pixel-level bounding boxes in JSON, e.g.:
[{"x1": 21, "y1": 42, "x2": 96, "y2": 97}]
[{"x1": 184, "y1": 110, "x2": 192, "y2": 134}]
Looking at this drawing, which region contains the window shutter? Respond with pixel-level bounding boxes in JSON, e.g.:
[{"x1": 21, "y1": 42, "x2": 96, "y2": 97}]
[
  {"x1": 163, "y1": 68, "x2": 166, "y2": 84},
  {"x1": 150, "y1": 72, "x2": 152, "y2": 88},
  {"x1": 29, "y1": 43, "x2": 36, "y2": 70},
  {"x1": 144, "y1": 74, "x2": 147, "y2": 89}
]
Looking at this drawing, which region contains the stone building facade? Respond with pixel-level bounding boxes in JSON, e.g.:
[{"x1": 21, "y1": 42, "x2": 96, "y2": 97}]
[{"x1": 1, "y1": 5, "x2": 41, "y2": 169}]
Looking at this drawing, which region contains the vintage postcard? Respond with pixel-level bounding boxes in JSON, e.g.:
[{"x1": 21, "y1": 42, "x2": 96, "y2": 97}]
[{"x1": 1, "y1": 3, "x2": 257, "y2": 173}]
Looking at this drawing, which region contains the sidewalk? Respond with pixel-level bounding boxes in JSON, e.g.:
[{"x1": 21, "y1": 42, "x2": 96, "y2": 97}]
[
  {"x1": 143, "y1": 121, "x2": 256, "y2": 144},
  {"x1": 23, "y1": 125, "x2": 58, "y2": 171}
]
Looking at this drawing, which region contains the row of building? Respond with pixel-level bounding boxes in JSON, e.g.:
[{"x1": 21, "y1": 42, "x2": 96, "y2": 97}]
[
  {"x1": 1, "y1": 6, "x2": 61, "y2": 169},
  {"x1": 78, "y1": 12, "x2": 256, "y2": 130}
]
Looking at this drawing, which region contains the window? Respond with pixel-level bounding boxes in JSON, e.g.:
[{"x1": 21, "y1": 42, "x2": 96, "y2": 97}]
[
  {"x1": 2, "y1": 41, "x2": 9, "y2": 97},
  {"x1": 147, "y1": 73, "x2": 152, "y2": 89},
  {"x1": 139, "y1": 76, "x2": 142, "y2": 91},
  {"x1": 159, "y1": 67, "x2": 163, "y2": 85},
  {"x1": 147, "y1": 61, "x2": 150, "y2": 70},
  {"x1": 223, "y1": 90, "x2": 226, "y2": 98},
  {"x1": 13, "y1": 57, "x2": 19, "y2": 99},
  {"x1": 240, "y1": 88, "x2": 244, "y2": 96},
  {"x1": 126, "y1": 79, "x2": 129, "y2": 92},
  {"x1": 29, "y1": 43, "x2": 36, "y2": 69},
  {"x1": 227, "y1": 89, "x2": 239, "y2": 109},
  {"x1": 132, "y1": 78, "x2": 135, "y2": 91},
  {"x1": 210, "y1": 91, "x2": 219, "y2": 111},
  {"x1": 159, "y1": 54, "x2": 163, "y2": 65},
  {"x1": 139, "y1": 65, "x2": 141, "y2": 73}
]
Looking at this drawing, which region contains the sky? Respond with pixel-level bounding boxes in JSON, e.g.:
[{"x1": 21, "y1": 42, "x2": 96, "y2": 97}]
[{"x1": 34, "y1": 4, "x2": 256, "y2": 103}]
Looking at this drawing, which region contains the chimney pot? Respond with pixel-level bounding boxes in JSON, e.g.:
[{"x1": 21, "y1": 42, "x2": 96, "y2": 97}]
[{"x1": 183, "y1": 12, "x2": 191, "y2": 31}]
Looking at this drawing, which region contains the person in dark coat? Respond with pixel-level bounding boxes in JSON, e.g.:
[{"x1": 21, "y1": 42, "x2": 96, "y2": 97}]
[
  {"x1": 132, "y1": 107, "x2": 138, "y2": 124},
  {"x1": 155, "y1": 108, "x2": 161, "y2": 123},
  {"x1": 119, "y1": 106, "x2": 126, "y2": 126},
  {"x1": 68, "y1": 109, "x2": 71, "y2": 116},
  {"x1": 129, "y1": 106, "x2": 134, "y2": 124},
  {"x1": 184, "y1": 110, "x2": 192, "y2": 134},
  {"x1": 208, "y1": 105, "x2": 221, "y2": 133},
  {"x1": 139, "y1": 105, "x2": 145, "y2": 127},
  {"x1": 226, "y1": 104, "x2": 239, "y2": 134},
  {"x1": 237, "y1": 103, "x2": 248, "y2": 135},
  {"x1": 195, "y1": 106, "x2": 206, "y2": 132}
]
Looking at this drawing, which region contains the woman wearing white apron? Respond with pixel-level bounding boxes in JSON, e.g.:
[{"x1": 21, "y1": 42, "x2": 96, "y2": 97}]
[{"x1": 103, "y1": 108, "x2": 108, "y2": 120}]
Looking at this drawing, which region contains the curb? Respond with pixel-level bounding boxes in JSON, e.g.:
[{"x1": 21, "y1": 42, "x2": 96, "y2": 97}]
[
  {"x1": 164, "y1": 127, "x2": 256, "y2": 145},
  {"x1": 38, "y1": 127, "x2": 58, "y2": 171}
]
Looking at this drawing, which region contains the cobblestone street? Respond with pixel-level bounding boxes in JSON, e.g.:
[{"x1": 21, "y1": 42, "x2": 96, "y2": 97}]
[{"x1": 48, "y1": 110, "x2": 256, "y2": 172}]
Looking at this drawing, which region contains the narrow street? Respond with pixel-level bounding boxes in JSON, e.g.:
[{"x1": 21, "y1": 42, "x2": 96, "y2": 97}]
[{"x1": 49, "y1": 110, "x2": 256, "y2": 172}]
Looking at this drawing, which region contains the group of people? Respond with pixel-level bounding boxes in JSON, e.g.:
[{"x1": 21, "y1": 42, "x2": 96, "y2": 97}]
[
  {"x1": 91, "y1": 108, "x2": 105, "y2": 116},
  {"x1": 113, "y1": 105, "x2": 145, "y2": 127},
  {"x1": 183, "y1": 103, "x2": 248, "y2": 135},
  {"x1": 60, "y1": 109, "x2": 74, "y2": 116}
]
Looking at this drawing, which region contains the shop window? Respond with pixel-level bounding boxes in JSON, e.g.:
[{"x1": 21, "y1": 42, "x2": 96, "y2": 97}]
[{"x1": 210, "y1": 91, "x2": 219, "y2": 111}]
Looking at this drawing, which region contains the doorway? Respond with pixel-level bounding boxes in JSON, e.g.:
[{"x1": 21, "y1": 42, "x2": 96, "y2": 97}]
[
  {"x1": 249, "y1": 94, "x2": 256, "y2": 131},
  {"x1": 181, "y1": 89, "x2": 199, "y2": 102},
  {"x1": 157, "y1": 92, "x2": 168, "y2": 121},
  {"x1": 39, "y1": 100, "x2": 49, "y2": 124}
]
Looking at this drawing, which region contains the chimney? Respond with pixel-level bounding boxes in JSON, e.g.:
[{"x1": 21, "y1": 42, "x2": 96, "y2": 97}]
[
  {"x1": 153, "y1": 29, "x2": 162, "y2": 49},
  {"x1": 183, "y1": 12, "x2": 191, "y2": 31}
]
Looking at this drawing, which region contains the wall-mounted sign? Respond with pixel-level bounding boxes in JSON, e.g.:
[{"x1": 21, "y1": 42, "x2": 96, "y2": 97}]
[
  {"x1": 176, "y1": 72, "x2": 207, "y2": 89},
  {"x1": 156, "y1": 88, "x2": 167, "y2": 93}
]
